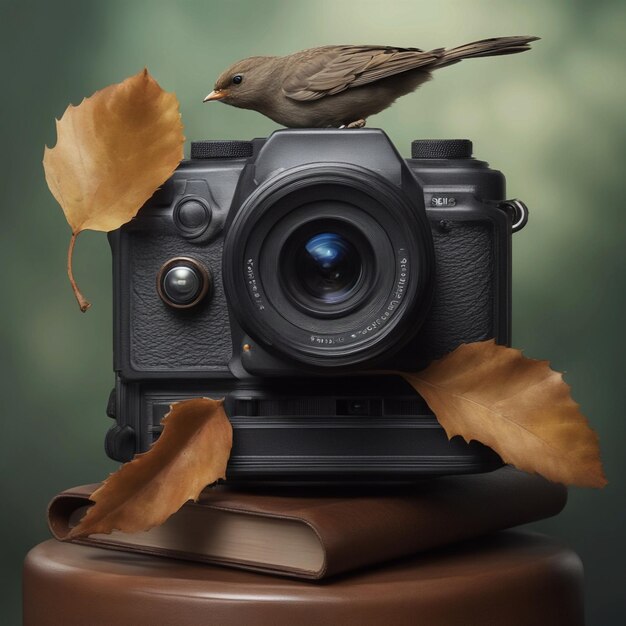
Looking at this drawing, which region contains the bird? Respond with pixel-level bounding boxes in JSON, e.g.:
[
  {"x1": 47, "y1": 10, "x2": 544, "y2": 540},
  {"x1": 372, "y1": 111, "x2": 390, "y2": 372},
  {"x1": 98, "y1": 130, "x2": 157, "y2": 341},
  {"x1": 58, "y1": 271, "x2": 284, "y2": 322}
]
[{"x1": 203, "y1": 36, "x2": 539, "y2": 128}]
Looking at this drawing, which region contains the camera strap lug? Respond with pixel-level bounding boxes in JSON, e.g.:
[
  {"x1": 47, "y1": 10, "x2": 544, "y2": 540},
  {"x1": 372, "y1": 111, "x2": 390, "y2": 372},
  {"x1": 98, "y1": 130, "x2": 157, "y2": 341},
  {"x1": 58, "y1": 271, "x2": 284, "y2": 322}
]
[{"x1": 498, "y1": 199, "x2": 529, "y2": 233}]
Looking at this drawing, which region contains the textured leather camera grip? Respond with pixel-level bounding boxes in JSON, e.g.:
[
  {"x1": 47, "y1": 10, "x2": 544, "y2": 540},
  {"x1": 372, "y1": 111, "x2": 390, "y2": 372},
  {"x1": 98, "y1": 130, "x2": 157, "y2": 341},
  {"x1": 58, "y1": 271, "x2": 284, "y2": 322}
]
[
  {"x1": 126, "y1": 229, "x2": 232, "y2": 372},
  {"x1": 414, "y1": 221, "x2": 496, "y2": 360}
]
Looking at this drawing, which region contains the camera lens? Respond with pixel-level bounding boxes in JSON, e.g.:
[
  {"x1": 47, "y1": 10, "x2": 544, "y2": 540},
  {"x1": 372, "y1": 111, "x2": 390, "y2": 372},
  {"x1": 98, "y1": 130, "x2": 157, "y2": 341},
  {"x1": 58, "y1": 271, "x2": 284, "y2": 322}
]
[
  {"x1": 157, "y1": 257, "x2": 211, "y2": 308},
  {"x1": 223, "y1": 164, "x2": 434, "y2": 369},
  {"x1": 296, "y1": 232, "x2": 361, "y2": 303}
]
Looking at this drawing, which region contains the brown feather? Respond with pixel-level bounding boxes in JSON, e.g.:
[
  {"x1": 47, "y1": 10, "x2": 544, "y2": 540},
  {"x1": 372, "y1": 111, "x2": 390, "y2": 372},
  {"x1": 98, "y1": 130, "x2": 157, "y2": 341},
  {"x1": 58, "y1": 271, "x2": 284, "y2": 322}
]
[
  {"x1": 282, "y1": 45, "x2": 444, "y2": 102},
  {"x1": 434, "y1": 36, "x2": 540, "y2": 67}
]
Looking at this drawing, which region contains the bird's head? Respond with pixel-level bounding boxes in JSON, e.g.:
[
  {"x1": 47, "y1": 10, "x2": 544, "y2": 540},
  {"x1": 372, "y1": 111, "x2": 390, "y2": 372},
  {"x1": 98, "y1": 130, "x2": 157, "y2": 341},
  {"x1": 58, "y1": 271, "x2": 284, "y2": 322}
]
[{"x1": 204, "y1": 56, "x2": 276, "y2": 109}]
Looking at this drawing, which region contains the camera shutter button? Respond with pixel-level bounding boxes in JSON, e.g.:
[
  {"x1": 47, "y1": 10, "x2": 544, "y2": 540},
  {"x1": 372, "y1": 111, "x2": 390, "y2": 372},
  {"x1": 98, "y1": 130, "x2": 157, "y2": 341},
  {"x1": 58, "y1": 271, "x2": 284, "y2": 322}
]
[{"x1": 173, "y1": 197, "x2": 212, "y2": 237}]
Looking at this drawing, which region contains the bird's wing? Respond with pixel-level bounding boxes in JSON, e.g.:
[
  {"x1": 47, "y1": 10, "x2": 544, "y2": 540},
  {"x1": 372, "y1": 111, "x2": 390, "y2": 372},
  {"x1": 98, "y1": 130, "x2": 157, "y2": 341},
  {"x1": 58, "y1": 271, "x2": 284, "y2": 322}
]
[{"x1": 282, "y1": 45, "x2": 444, "y2": 101}]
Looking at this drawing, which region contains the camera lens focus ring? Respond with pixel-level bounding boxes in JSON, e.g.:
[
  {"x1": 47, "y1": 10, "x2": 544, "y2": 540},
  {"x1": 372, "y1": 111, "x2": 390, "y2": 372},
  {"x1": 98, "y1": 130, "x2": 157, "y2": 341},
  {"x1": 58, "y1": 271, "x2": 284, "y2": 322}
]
[{"x1": 157, "y1": 257, "x2": 211, "y2": 308}]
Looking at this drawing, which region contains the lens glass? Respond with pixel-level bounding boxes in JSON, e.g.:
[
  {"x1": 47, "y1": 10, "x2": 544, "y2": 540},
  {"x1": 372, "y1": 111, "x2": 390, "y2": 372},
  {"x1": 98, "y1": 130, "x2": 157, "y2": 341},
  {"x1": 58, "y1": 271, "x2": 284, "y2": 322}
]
[{"x1": 296, "y1": 232, "x2": 361, "y2": 303}]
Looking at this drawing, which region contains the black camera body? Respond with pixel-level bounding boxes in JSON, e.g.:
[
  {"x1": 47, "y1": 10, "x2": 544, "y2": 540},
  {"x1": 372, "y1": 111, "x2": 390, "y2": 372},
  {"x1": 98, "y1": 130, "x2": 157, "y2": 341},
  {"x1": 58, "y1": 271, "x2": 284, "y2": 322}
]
[{"x1": 106, "y1": 129, "x2": 527, "y2": 483}]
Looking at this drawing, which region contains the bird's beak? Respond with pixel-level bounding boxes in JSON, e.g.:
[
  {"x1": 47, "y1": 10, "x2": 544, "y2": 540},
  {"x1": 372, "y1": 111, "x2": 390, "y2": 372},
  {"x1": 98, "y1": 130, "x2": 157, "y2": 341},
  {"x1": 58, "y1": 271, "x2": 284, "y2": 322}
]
[{"x1": 203, "y1": 89, "x2": 227, "y2": 102}]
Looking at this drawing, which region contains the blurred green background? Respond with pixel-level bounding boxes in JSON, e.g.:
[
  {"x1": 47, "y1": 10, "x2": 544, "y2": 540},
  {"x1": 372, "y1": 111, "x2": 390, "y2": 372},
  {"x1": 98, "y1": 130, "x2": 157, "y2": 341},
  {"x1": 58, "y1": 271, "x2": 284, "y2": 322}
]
[{"x1": 1, "y1": 0, "x2": 624, "y2": 623}]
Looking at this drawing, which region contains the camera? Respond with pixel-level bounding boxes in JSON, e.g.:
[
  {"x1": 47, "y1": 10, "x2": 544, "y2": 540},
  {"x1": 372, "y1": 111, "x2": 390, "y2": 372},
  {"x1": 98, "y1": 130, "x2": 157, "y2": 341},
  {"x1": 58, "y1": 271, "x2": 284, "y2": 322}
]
[{"x1": 105, "y1": 129, "x2": 528, "y2": 483}]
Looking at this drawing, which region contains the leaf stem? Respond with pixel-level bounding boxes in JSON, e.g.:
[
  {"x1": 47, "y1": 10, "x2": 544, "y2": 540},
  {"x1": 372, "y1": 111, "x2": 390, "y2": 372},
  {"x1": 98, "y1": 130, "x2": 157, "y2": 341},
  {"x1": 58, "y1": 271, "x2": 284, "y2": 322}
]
[{"x1": 67, "y1": 231, "x2": 91, "y2": 312}]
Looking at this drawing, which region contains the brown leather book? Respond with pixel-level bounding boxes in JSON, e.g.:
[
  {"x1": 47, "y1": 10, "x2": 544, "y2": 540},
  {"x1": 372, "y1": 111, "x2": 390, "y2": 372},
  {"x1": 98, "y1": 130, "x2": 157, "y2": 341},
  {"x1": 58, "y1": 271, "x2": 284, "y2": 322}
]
[{"x1": 48, "y1": 467, "x2": 567, "y2": 580}]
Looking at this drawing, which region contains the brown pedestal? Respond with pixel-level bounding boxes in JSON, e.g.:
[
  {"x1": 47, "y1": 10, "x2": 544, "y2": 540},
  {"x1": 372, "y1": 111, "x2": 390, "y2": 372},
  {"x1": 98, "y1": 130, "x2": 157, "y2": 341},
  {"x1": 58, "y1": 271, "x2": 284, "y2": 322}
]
[{"x1": 23, "y1": 531, "x2": 584, "y2": 626}]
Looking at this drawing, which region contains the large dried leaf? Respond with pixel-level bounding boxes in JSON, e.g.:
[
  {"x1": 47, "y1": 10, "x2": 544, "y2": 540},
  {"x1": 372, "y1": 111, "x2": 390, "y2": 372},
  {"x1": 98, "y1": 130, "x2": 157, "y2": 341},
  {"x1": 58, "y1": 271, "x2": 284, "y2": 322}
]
[
  {"x1": 43, "y1": 68, "x2": 184, "y2": 311},
  {"x1": 67, "y1": 398, "x2": 232, "y2": 539},
  {"x1": 401, "y1": 340, "x2": 606, "y2": 487}
]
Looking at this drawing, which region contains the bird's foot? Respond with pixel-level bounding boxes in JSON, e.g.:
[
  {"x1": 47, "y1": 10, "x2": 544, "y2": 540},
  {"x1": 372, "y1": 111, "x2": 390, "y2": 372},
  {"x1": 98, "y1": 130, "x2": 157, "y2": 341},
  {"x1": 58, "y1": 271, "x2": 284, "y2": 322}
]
[{"x1": 338, "y1": 119, "x2": 367, "y2": 129}]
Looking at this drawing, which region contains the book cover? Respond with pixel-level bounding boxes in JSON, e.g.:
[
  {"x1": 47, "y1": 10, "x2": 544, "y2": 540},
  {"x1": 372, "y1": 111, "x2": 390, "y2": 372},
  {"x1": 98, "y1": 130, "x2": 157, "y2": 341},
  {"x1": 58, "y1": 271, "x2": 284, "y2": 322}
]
[{"x1": 48, "y1": 467, "x2": 567, "y2": 580}]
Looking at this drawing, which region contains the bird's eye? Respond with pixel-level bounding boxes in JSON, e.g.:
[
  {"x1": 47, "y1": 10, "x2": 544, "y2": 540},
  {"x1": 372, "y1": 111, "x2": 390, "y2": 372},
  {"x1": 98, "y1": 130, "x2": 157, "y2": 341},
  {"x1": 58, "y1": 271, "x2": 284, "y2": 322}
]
[{"x1": 232, "y1": 75, "x2": 243, "y2": 85}]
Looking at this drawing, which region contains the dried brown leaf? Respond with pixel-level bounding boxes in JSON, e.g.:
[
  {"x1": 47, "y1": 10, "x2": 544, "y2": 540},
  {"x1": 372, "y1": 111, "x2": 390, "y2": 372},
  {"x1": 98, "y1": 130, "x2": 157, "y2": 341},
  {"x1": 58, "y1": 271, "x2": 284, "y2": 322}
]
[
  {"x1": 401, "y1": 340, "x2": 607, "y2": 488},
  {"x1": 67, "y1": 398, "x2": 232, "y2": 539},
  {"x1": 43, "y1": 68, "x2": 184, "y2": 311}
]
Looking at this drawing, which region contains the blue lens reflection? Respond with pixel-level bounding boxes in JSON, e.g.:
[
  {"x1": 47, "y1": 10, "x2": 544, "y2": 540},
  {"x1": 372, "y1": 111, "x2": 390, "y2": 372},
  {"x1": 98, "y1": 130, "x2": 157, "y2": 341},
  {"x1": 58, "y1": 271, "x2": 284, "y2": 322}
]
[{"x1": 298, "y1": 232, "x2": 361, "y2": 303}]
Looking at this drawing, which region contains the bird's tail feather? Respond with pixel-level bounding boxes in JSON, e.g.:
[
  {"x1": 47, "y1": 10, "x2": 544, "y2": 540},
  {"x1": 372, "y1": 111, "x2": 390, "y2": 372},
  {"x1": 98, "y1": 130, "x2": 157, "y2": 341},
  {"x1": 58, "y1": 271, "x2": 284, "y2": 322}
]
[{"x1": 434, "y1": 36, "x2": 539, "y2": 68}]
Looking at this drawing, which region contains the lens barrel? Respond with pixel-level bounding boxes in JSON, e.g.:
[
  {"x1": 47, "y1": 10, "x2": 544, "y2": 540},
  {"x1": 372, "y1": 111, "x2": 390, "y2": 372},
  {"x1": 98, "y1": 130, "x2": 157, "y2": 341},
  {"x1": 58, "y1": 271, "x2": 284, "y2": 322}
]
[{"x1": 223, "y1": 164, "x2": 433, "y2": 369}]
